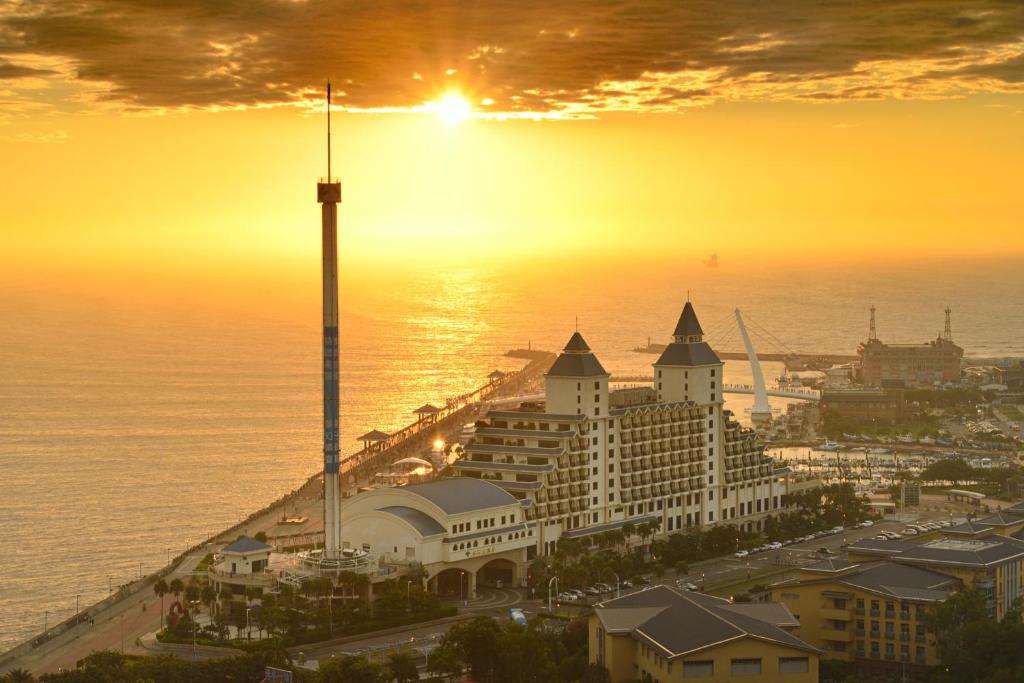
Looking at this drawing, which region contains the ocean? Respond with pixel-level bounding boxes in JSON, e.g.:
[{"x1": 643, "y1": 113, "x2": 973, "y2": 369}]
[{"x1": 1, "y1": 256, "x2": 1022, "y2": 649}]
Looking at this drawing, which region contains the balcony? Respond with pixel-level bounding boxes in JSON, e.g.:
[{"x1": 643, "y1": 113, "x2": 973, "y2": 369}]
[
  {"x1": 870, "y1": 631, "x2": 881, "y2": 639},
  {"x1": 900, "y1": 633, "x2": 910, "y2": 642},
  {"x1": 870, "y1": 609, "x2": 880, "y2": 617},
  {"x1": 885, "y1": 610, "x2": 895, "y2": 619},
  {"x1": 819, "y1": 607, "x2": 854, "y2": 621},
  {"x1": 855, "y1": 607, "x2": 865, "y2": 616},
  {"x1": 915, "y1": 635, "x2": 926, "y2": 643},
  {"x1": 820, "y1": 628, "x2": 853, "y2": 642}
]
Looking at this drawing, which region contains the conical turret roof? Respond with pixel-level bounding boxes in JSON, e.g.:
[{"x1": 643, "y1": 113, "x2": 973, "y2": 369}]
[
  {"x1": 547, "y1": 332, "x2": 608, "y2": 377},
  {"x1": 673, "y1": 301, "x2": 704, "y2": 339},
  {"x1": 563, "y1": 331, "x2": 591, "y2": 353}
]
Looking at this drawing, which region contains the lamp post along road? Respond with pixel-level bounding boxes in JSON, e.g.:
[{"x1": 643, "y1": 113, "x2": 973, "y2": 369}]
[{"x1": 547, "y1": 577, "x2": 559, "y2": 613}]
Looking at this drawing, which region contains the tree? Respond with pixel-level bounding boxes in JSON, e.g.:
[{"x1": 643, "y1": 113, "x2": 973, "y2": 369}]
[
  {"x1": 921, "y1": 457, "x2": 975, "y2": 486},
  {"x1": 3, "y1": 668, "x2": 35, "y2": 683},
  {"x1": 168, "y1": 578, "x2": 184, "y2": 607},
  {"x1": 153, "y1": 579, "x2": 169, "y2": 631},
  {"x1": 386, "y1": 652, "x2": 419, "y2": 683},
  {"x1": 426, "y1": 645, "x2": 463, "y2": 682},
  {"x1": 254, "y1": 530, "x2": 268, "y2": 543},
  {"x1": 318, "y1": 655, "x2": 387, "y2": 683},
  {"x1": 440, "y1": 615, "x2": 501, "y2": 681},
  {"x1": 580, "y1": 663, "x2": 612, "y2": 683},
  {"x1": 924, "y1": 590, "x2": 1024, "y2": 683}
]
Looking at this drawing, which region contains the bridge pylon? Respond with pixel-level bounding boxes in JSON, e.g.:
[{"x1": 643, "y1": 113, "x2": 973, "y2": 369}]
[{"x1": 735, "y1": 308, "x2": 773, "y2": 428}]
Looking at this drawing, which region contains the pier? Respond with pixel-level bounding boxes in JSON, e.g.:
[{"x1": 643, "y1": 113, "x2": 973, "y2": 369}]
[{"x1": 340, "y1": 352, "x2": 555, "y2": 488}]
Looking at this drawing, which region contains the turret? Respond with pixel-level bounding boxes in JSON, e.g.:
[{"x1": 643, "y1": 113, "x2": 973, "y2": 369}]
[
  {"x1": 544, "y1": 332, "x2": 609, "y2": 416},
  {"x1": 654, "y1": 301, "x2": 723, "y2": 406}
]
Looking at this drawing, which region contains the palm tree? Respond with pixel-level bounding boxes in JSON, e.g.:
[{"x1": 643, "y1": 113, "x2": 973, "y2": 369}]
[
  {"x1": 153, "y1": 579, "x2": 169, "y2": 631},
  {"x1": 4, "y1": 668, "x2": 35, "y2": 683},
  {"x1": 168, "y1": 577, "x2": 184, "y2": 608}
]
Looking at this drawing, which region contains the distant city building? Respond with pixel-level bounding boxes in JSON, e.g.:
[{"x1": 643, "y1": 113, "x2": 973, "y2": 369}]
[
  {"x1": 857, "y1": 307, "x2": 962, "y2": 386},
  {"x1": 900, "y1": 481, "x2": 921, "y2": 507},
  {"x1": 454, "y1": 302, "x2": 793, "y2": 558},
  {"x1": 820, "y1": 387, "x2": 905, "y2": 423},
  {"x1": 590, "y1": 585, "x2": 821, "y2": 683}
]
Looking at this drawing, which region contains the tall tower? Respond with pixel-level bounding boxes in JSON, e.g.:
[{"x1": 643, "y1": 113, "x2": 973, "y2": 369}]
[
  {"x1": 319, "y1": 83, "x2": 343, "y2": 558},
  {"x1": 868, "y1": 305, "x2": 877, "y2": 342},
  {"x1": 944, "y1": 306, "x2": 952, "y2": 341}
]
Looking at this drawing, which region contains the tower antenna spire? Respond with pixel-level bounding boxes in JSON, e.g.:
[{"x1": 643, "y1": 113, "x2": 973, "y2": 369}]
[
  {"x1": 868, "y1": 304, "x2": 877, "y2": 342},
  {"x1": 327, "y1": 80, "x2": 332, "y2": 180},
  {"x1": 944, "y1": 305, "x2": 952, "y2": 341}
]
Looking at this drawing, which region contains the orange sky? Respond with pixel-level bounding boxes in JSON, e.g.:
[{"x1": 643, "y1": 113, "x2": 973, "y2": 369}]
[{"x1": 1, "y1": 2, "x2": 1023, "y2": 295}]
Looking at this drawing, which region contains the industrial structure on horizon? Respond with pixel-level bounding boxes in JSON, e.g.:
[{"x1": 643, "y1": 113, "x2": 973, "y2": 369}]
[{"x1": 857, "y1": 305, "x2": 963, "y2": 387}]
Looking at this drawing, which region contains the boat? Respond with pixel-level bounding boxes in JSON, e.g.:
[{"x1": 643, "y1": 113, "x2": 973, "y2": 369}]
[
  {"x1": 816, "y1": 440, "x2": 841, "y2": 452},
  {"x1": 868, "y1": 447, "x2": 892, "y2": 455}
]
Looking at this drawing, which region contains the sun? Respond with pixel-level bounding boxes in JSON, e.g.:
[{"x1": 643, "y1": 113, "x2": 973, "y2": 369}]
[{"x1": 431, "y1": 94, "x2": 472, "y2": 126}]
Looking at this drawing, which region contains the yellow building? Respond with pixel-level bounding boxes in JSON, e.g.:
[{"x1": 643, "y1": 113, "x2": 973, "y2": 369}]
[
  {"x1": 589, "y1": 585, "x2": 821, "y2": 683},
  {"x1": 845, "y1": 530, "x2": 1024, "y2": 621},
  {"x1": 770, "y1": 559, "x2": 959, "y2": 681}
]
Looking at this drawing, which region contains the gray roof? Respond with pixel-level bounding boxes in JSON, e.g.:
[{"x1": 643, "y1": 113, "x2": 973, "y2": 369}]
[
  {"x1": 594, "y1": 586, "x2": 820, "y2": 659},
  {"x1": 976, "y1": 512, "x2": 1022, "y2": 527},
  {"x1": 673, "y1": 301, "x2": 704, "y2": 339},
  {"x1": 358, "y1": 429, "x2": 390, "y2": 441},
  {"x1": 1002, "y1": 501, "x2": 1024, "y2": 516},
  {"x1": 563, "y1": 331, "x2": 591, "y2": 352},
  {"x1": 850, "y1": 536, "x2": 1024, "y2": 568},
  {"x1": 719, "y1": 602, "x2": 801, "y2": 629},
  {"x1": 654, "y1": 341, "x2": 721, "y2": 367},
  {"x1": 379, "y1": 506, "x2": 446, "y2": 536},
  {"x1": 223, "y1": 537, "x2": 273, "y2": 554},
  {"x1": 414, "y1": 404, "x2": 442, "y2": 414},
  {"x1": 945, "y1": 521, "x2": 996, "y2": 536},
  {"x1": 399, "y1": 477, "x2": 518, "y2": 515},
  {"x1": 547, "y1": 351, "x2": 609, "y2": 378},
  {"x1": 836, "y1": 561, "x2": 959, "y2": 601},
  {"x1": 803, "y1": 558, "x2": 859, "y2": 573}
]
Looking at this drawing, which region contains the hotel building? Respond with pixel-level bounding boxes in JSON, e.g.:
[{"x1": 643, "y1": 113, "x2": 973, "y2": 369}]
[{"x1": 454, "y1": 302, "x2": 790, "y2": 557}]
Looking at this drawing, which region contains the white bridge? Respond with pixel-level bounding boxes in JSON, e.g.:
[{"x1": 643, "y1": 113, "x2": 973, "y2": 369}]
[{"x1": 606, "y1": 378, "x2": 819, "y2": 401}]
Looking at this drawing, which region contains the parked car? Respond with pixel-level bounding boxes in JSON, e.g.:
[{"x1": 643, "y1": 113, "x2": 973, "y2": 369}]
[
  {"x1": 735, "y1": 550, "x2": 750, "y2": 559},
  {"x1": 678, "y1": 581, "x2": 698, "y2": 591},
  {"x1": 583, "y1": 586, "x2": 600, "y2": 596},
  {"x1": 831, "y1": 526, "x2": 845, "y2": 534},
  {"x1": 621, "y1": 579, "x2": 633, "y2": 588},
  {"x1": 901, "y1": 528, "x2": 919, "y2": 536},
  {"x1": 859, "y1": 520, "x2": 875, "y2": 527},
  {"x1": 768, "y1": 542, "x2": 783, "y2": 550},
  {"x1": 567, "y1": 589, "x2": 584, "y2": 599},
  {"x1": 557, "y1": 592, "x2": 578, "y2": 602},
  {"x1": 595, "y1": 583, "x2": 612, "y2": 593}
]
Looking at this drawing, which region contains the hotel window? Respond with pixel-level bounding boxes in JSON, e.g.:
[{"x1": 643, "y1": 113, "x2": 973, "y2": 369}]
[
  {"x1": 711, "y1": 369, "x2": 715, "y2": 377},
  {"x1": 778, "y1": 657, "x2": 809, "y2": 673},
  {"x1": 710, "y1": 394, "x2": 715, "y2": 402},
  {"x1": 682, "y1": 660, "x2": 712, "y2": 678},
  {"x1": 609, "y1": 464, "x2": 615, "y2": 472},
  {"x1": 594, "y1": 407, "x2": 600, "y2": 416},
  {"x1": 609, "y1": 493, "x2": 615, "y2": 502},
  {"x1": 730, "y1": 658, "x2": 761, "y2": 675},
  {"x1": 592, "y1": 482, "x2": 598, "y2": 490}
]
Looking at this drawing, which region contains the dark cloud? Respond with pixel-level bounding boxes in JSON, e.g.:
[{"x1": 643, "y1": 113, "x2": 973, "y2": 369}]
[
  {"x1": 0, "y1": 59, "x2": 55, "y2": 79},
  {"x1": 0, "y1": 0, "x2": 1022, "y2": 114}
]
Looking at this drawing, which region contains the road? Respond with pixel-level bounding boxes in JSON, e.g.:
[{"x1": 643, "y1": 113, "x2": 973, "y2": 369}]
[{"x1": 4, "y1": 547, "x2": 210, "y2": 675}]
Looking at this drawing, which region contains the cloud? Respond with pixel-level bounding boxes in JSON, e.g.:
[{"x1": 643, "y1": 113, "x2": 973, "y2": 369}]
[
  {"x1": 0, "y1": 128, "x2": 67, "y2": 142},
  {"x1": 0, "y1": 59, "x2": 55, "y2": 79},
  {"x1": 0, "y1": 0, "x2": 1022, "y2": 117}
]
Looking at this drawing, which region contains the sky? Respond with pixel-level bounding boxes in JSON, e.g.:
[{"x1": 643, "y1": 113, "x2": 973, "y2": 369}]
[{"x1": 1, "y1": 0, "x2": 1023, "y2": 303}]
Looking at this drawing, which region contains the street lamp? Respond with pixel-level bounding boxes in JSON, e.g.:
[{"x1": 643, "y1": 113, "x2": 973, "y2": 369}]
[
  {"x1": 245, "y1": 608, "x2": 252, "y2": 641},
  {"x1": 547, "y1": 576, "x2": 559, "y2": 613},
  {"x1": 190, "y1": 599, "x2": 200, "y2": 661},
  {"x1": 612, "y1": 573, "x2": 620, "y2": 598},
  {"x1": 701, "y1": 572, "x2": 706, "y2": 591},
  {"x1": 460, "y1": 571, "x2": 466, "y2": 605},
  {"x1": 407, "y1": 580, "x2": 413, "y2": 613}
]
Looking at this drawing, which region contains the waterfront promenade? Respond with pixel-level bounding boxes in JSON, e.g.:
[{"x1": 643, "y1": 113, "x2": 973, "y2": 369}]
[{"x1": 0, "y1": 355, "x2": 554, "y2": 675}]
